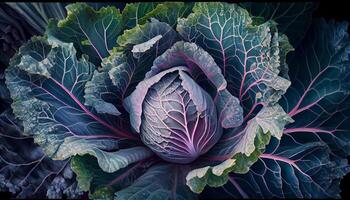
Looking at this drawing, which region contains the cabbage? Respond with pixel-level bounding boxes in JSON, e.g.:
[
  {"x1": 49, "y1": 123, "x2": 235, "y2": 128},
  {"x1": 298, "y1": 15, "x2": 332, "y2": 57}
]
[{"x1": 1, "y1": 2, "x2": 349, "y2": 199}]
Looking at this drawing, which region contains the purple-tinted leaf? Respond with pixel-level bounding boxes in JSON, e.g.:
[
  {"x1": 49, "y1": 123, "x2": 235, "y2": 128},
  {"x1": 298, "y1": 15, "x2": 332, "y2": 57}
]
[
  {"x1": 5, "y1": 37, "x2": 140, "y2": 171},
  {"x1": 146, "y1": 41, "x2": 243, "y2": 129},
  {"x1": 202, "y1": 18, "x2": 350, "y2": 199},
  {"x1": 85, "y1": 19, "x2": 179, "y2": 118},
  {"x1": 177, "y1": 3, "x2": 291, "y2": 120},
  {"x1": 280, "y1": 19, "x2": 350, "y2": 163},
  {"x1": 125, "y1": 67, "x2": 222, "y2": 164},
  {"x1": 202, "y1": 136, "x2": 349, "y2": 198},
  {"x1": 0, "y1": 109, "x2": 81, "y2": 199}
]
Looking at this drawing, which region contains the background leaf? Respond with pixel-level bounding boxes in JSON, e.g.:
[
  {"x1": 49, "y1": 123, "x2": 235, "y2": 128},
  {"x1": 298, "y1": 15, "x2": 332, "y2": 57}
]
[
  {"x1": 0, "y1": 4, "x2": 37, "y2": 66},
  {"x1": 280, "y1": 19, "x2": 350, "y2": 160},
  {"x1": 6, "y1": 3, "x2": 66, "y2": 34},
  {"x1": 239, "y1": 2, "x2": 317, "y2": 48},
  {"x1": 0, "y1": 109, "x2": 82, "y2": 199}
]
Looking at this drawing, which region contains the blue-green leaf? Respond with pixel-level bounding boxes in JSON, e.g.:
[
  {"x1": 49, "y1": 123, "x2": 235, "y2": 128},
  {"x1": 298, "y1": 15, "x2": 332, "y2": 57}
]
[
  {"x1": 202, "y1": 18, "x2": 350, "y2": 199},
  {"x1": 71, "y1": 155, "x2": 153, "y2": 200},
  {"x1": 177, "y1": 2, "x2": 291, "y2": 118},
  {"x1": 122, "y1": 3, "x2": 159, "y2": 29},
  {"x1": 46, "y1": 3, "x2": 123, "y2": 64},
  {"x1": 281, "y1": 19, "x2": 350, "y2": 159},
  {"x1": 85, "y1": 18, "x2": 179, "y2": 118},
  {"x1": 202, "y1": 138, "x2": 349, "y2": 198},
  {"x1": 122, "y1": 2, "x2": 194, "y2": 29},
  {"x1": 239, "y1": 2, "x2": 317, "y2": 47},
  {"x1": 115, "y1": 164, "x2": 197, "y2": 200},
  {"x1": 5, "y1": 37, "x2": 140, "y2": 174}
]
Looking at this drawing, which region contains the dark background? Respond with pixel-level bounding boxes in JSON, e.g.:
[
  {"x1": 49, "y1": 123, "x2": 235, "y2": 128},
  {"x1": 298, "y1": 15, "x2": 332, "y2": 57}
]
[{"x1": 0, "y1": 1, "x2": 349, "y2": 200}]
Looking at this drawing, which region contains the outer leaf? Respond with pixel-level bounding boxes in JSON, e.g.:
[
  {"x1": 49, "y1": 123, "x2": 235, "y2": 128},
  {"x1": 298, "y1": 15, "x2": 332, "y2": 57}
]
[
  {"x1": 121, "y1": 3, "x2": 159, "y2": 29},
  {"x1": 202, "y1": 19, "x2": 350, "y2": 199},
  {"x1": 47, "y1": 3, "x2": 123, "y2": 64},
  {"x1": 84, "y1": 52, "x2": 129, "y2": 116},
  {"x1": 186, "y1": 105, "x2": 292, "y2": 193},
  {"x1": 85, "y1": 18, "x2": 179, "y2": 118},
  {"x1": 5, "y1": 37, "x2": 140, "y2": 175},
  {"x1": 203, "y1": 105, "x2": 292, "y2": 157},
  {"x1": 239, "y1": 2, "x2": 317, "y2": 47},
  {"x1": 56, "y1": 138, "x2": 153, "y2": 173},
  {"x1": 114, "y1": 164, "x2": 197, "y2": 200},
  {"x1": 117, "y1": 18, "x2": 180, "y2": 92},
  {"x1": 71, "y1": 155, "x2": 152, "y2": 200},
  {"x1": 281, "y1": 19, "x2": 350, "y2": 158},
  {"x1": 177, "y1": 2, "x2": 291, "y2": 119},
  {"x1": 185, "y1": 159, "x2": 236, "y2": 194},
  {"x1": 186, "y1": 105, "x2": 291, "y2": 193},
  {"x1": 279, "y1": 19, "x2": 350, "y2": 197},
  {"x1": 202, "y1": 138, "x2": 349, "y2": 198},
  {"x1": 122, "y1": 2, "x2": 193, "y2": 29},
  {"x1": 140, "y1": 2, "x2": 194, "y2": 27},
  {"x1": 0, "y1": 109, "x2": 81, "y2": 199}
]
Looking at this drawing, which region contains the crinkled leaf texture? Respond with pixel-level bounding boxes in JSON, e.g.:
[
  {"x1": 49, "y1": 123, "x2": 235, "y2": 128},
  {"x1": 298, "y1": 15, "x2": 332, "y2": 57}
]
[
  {"x1": 125, "y1": 67, "x2": 222, "y2": 164},
  {"x1": 71, "y1": 154, "x2": 153, "y2": 199},
  {"x1": 175, "y1": 2, "x2": 293, "y2": 192},
  {"x1": 2, "y1": 2, "x2": 350, "y2": 200},
  {"x1": 46, "y1": 2, "x2": 192, "y2": 65},
  {"x1": 201, "y1": 19, "x2": 350, "y2": 199},
  {"x1": 46, "y1": 3, "x2": 124, "y2": 65},
  {"x1": 5, "y1": 36, "x2": 153, "y2": 176},
  {"x1": 0, "y1": 109, "x2": 82, "y2": 199},
  {"x1": 85, "y1": 18, "x2": 179, "y2": 117},
  {"x1": 122, "y1": 2, "x2": 194, "y2": 29}
]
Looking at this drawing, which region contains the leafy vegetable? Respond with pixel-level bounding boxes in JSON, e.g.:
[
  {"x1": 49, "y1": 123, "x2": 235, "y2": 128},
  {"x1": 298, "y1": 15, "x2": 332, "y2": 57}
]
[{"x1": 0, "y1": 2, "x2": 349, "y2": 200}]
